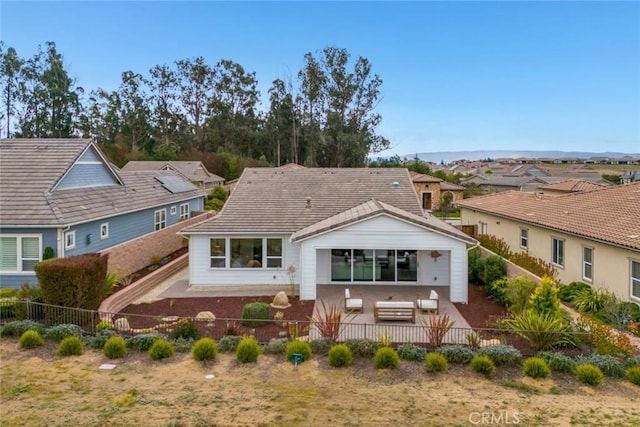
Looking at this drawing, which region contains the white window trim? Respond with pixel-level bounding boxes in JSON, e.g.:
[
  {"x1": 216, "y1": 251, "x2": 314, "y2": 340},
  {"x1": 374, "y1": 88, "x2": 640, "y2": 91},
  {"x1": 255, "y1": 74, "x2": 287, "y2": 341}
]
[
  {"x1": 520, "y1": 228, "x2": 528, "y2": 249},
  {"x1": 170, "y1": 206, "x2": 177, "y2": 215},
  {"x1": 582, "y1": 246, "x2": 593, "y2": 283},
  {"x1": 100, "y1": 223, "x2": 109, "y2": 240},
  {"x1": 154, "y1": 209, "x2": 167, "y2": 231},
  {"x1": 631, "y1": 259, "x2": 640, "y2": 303},
  {"x1": 551, "y1": 237, "x2": 564, "y2": 268},
  {"x1": 209, "y1": 237, "x2": 283, "y2": 270},
  {"x1": 179, "y1": 203, "x2": 190, "y2": 220},
  {"x1": 65, "y1": 230, "x2": 76, "y2": 250},
  {"x1": 0, "y1": 234, "x2": 42, "y2": 274}
]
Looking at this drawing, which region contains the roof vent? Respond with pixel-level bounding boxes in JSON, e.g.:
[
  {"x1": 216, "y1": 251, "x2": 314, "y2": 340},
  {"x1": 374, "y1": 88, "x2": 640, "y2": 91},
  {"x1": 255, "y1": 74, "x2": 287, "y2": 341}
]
[
  {"x1": 305, "y1": 197, "x2": 311, "y2": 208},
  {"x1": 391, "y1": 181, "x2": 400, "y2": 189}
]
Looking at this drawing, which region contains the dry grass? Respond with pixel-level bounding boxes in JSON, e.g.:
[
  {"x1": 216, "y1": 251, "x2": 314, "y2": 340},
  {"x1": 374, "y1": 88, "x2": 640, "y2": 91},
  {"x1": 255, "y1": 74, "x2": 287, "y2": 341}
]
[{"x1": 1, "y1": 339, "x2": 639, "y2": 426}]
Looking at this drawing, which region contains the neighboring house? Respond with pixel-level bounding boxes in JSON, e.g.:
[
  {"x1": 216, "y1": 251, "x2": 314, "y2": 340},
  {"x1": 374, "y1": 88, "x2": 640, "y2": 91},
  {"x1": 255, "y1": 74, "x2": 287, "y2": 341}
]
[
  {"x1": 0, "y1": 139, "x2": 207, "y2": 288},
  {"x1": 180, "y1": 168, "x2": 477, "y2": 302},
  {"x1": 458, "y1": 183, "x2": 640, "y2": 303},
  {"x1": 121, "y1": 161, "x2": 225, "y2": 190},
  {"x1": 537, "y1": 179, "x2": 609, "y2": 195},
  {"x1": 409, "y1": 172, "x2": 464, "y2": 210},
  {"x1": 460, "y1": 175, "x2": 548, "y2": 193},
  {"x1": 621, "y1": 171, "x2": 640, "y2": 185}
]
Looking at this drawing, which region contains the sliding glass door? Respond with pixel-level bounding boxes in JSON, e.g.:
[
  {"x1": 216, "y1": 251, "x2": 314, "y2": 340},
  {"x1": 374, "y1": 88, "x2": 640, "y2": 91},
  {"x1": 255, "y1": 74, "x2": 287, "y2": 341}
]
[{"x1": 331, "y1": 248, "x2": 417, "y2": 282}]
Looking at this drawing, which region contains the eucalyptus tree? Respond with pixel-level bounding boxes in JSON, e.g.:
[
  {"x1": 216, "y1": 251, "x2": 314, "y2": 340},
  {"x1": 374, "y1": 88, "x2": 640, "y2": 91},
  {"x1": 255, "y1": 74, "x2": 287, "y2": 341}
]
[
  {"x1": 116, "y1": 71, "x2": 152, "y2": 153},
  {"x1": 266, "y1": 78, "x2": 299, "y2": 165},
  {"x1": 148, "y1": 64, "x2": 181, "y2": 155},
  {"x1": 0, "y1": 42, "x2": 24, "y2": 138}
]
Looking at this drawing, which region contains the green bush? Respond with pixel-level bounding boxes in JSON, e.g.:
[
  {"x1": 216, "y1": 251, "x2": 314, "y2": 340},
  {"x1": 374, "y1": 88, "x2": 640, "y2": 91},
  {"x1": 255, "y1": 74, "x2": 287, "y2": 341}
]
[
  {"x1": 573, "y1": 287, "x2": 612, "y2": 314},
  {"x1": 174, "y1": 318, "x2": 199, "y2": 340},
  {"x1": 436, "y1": 345, "x2": 475, "y2": 364},
  {"x1": 503, "y1": 311, "x2": 575, "y2": 351},
  {"x1": 345, "y1": 339, "x2": 381, "y2": 358},
  {"x1": 218, "y1": 335, "x2": 244, "y2": 352},
  {"x1": 509, "y1": 252, "x2": 557, "y2": 279},
  {"x1": 103, "y1": 336, "x2": 127, "y2": 359},
  {"x1": 126, "y1": 333, "x2": 166, "y2": 351},
  {"x1": 476, "y1": 345, "x2": 522, "y2": 366},
  {"x1": 576, "y1": 354, "x2": 625, "y2": 378},
  {"x1": 19, "y1": 330, "x2": 44, "y2": 350},
  {"x1": 425, "y1": 352, "x2": 448, "y2": 373},
  {"x1": 625, "y1": 366, "x2": 640, "y2": 386},
  {"x1": 558, "y1": 282, "x2": 591, "y2": 303},
  {"x1": 471, "y1": 355, "x2": 495, "y2": 378},
  {"x1": 397, "y1": 343, "x2": 427, "y2": 362},
  {"x1": 537, "y1": 351, "x2": 576, "y2": 374},
  {"x1": 45, "y1": 324, "x2": 83, "y2": 342},
  {"x1": 85, "y1": 329, "x2": 118, "y2": 349},
  {"x1": 309, "y1": 338, "x2": 334, "y2": 356},
  {"x1": 529, "y1": 277, "x2": 562, "y2": 319},
  {"x1": 523, "y1": 357, "x2": 551, "y2": 379},
  {"x1": 575, "y1": 363, "x2": 604, "y2": 386},
  {"x1": 191, "y1": 338, "x2": 218, "y2": 361},
  {"x1": 0, "y1": 320, "x2": 45, "y2": 337},
  {"x1": 0, "y1": 293, "x2": 17, "y2": 318},
  {"x1": 328, "y1": 344, "x2": 353, "y2": 368},
  {"x1": 262, "y1": 338, "x2": 289, "y2": 355},
  {"x1": 57, "y1": 336, "x2": 84, "y2": 356},
  {"x1": 504, "y1": 275, "x2": 537, "y2": 314},
  {"x1": 486, "y1": 278, "x2": 508, "y2": 306},
  {"x1": 624, "y1": 355, "x2": 640, "y2": 368},
  {"x1": 468, "y1": 247, "x2": 483, "y2": 283},
  {"x1": 95, "y1": 320, "x2": 114, "y2": 332},
  {"x1": 478, "y1": 234, "x2": 512, "y2": 258},
  {"x1": 13, "y1": 284, "x2": 44, "y2": 320},
  {"x1": 285, "y1": 340, "x2": 312, "y2": 362},
  {"x1": 236, "y1": 337, "x2": 260, "y2": 363},
  {"x1": 481, "y1": 255, "x2": 506, "y2": 286},
  {"x1": 374, "y1": 347, "x2": 400, "y2": 369},
  {"x1": 241, "y1": 302, "x2": 271, "y2": 327},
  {"x1": 149, "y1": 339, "x2": 174, "y2": 360},
  {"x1": 173, "y1": 337, "x2": 195, "y2": 353}
]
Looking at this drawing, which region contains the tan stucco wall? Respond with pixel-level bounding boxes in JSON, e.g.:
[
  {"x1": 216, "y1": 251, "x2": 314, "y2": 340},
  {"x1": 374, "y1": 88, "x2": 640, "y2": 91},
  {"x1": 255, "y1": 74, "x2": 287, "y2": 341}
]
[
  {"x1": 461, "y1": 208, "x2": 640, "y2": 303},
  {"x1": 413, "y1": 182, "x2": 442, "y2": 210}
]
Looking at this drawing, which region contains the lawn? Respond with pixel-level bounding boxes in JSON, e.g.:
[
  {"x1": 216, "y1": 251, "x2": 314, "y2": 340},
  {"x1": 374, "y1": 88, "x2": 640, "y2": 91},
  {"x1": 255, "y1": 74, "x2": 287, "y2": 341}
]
[{"x1": 1, "y1": 339, "x2": 639, "y2": 426}]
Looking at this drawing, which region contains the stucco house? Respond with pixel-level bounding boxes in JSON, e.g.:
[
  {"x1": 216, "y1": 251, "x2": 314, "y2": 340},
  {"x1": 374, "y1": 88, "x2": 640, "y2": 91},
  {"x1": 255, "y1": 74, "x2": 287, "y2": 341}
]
[
  {"x1": 537, "y1": 179, "x2": 609, "y2": 195},
  {"x1": 121, "y1": 160, "x2": 225, "y2": 190},
  {"x1": 458, "y1": 183, "x2": 640, "y2": 304},
  {"x1": 409, "y1": 172, "x2": 465, "y2": 211},
  {"x1": 0, "y1": 139, "x2": 207, "y2": 288},
  {"x1": 180, "y1": 167, "x2": 477, "y2": 302}
]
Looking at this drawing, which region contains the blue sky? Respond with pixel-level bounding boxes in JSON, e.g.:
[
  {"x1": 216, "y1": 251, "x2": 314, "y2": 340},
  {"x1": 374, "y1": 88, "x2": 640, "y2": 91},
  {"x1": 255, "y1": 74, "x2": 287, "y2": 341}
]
[{"x1": 2, "y1": 1, "x2": 639, "y2": 156}]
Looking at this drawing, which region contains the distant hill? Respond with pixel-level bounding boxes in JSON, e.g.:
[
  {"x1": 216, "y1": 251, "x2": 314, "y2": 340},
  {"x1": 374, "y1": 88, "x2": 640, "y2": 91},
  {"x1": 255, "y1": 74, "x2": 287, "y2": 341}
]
[{"x1": 408, "y1": 150, "x2": 640, "y2": 164}]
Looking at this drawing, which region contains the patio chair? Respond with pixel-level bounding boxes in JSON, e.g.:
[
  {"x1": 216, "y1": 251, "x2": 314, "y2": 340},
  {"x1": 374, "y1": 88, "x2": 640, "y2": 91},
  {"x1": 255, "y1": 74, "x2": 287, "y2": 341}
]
[
  {"x1": 344, "y1": 288, "x2": 364, "y2": 313},
  {"x1": 417, "y1": 290, "x2": 439, "y2": 314}
]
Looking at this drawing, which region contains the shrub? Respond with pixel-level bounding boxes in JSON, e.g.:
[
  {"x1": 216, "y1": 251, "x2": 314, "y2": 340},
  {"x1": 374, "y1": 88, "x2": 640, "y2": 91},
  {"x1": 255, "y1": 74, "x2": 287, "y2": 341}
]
[
  {"x1": 468, "y1": 247, "x2": 483, "y2": 283},
  {"x1": 509, "y1": 252, "x2": 558, "y2": 280},
  {"x1": 625, "y1": 366, "x2": 640, "y2": 386},
  {"x1": 575, "y1": 363, "x2": 604, "y2": 386},
  {"x1": 528, "y1": 276, "x2": 562, "y2": 319},
  {"x1": 476, "y1": 345, "x2": 522, "y2": 366},
  {"x1": 13, "y1": 284, "x2": 44, "y2": 320},
  {"x1": 217, "y1": 335, "x2": 243, "y2": 352},
  {"x1": 397, "y1": 343, "x2": 427, "y2": 362},
  {"x1": 436, "y1": 345, "x2": 475, "y2": 364},
  {"x1": 241, "y1": 302, "x2": 271, "y2": 327},
  {"x1": 504, "y1": 311, "x2": 574, "y2": 351},
  {"x1": 486, "y1": 278, "x2": 508, "y2": 306},
  {"x1": 149, "y1": 339, "x2": 175, "y2": 360},
  {"x1": 576, "y1": 354, "x2": 625, "y2": 378},
  {"x1": 421, "y1": 313, "x2": 455, "y2": 348},
  {"x1": 126, "y1": 333, "x2": 166, "y2": 351},
  {"x1": 191, "y1": 338, "x2": 218, "y2": 361},
  {"x1": 95, "y1": 320, "x2": 114, "y2": 332},
  {"x1": 311, "y1": 300, "x2": 352, "y2": 341},
  {"x1": 345, "y1": 339, "x2": 381, "y2": 358},
  {"x1": 523, "y1": 357, "x2": 551, "y2": 379},
  {"x1": 19, "y1": 330, "x2": 44, "y2": 350},
  {"x1": 57, "y1": 336, "x2": 84, "y2": 356},
  {"x1": 45, "y1": 324, "x2": 83, "y2": 342},
  {"x1": 328, "y1": 344, "x2": 353, "y2": 368},
  {"x1": 309, "y1": 338, "x2": 334, "y2": 356},
  {"x1": 174, "y1": 318, "x2": 199, "y2": 340},
  {"x1": 478, "y1": 234, "x2": 512, "y2": 259},
  {"x1": 374, "y1": 347, "x2": 400, "y2": 369},
  {"x1": 425, "y1": 352, "x2": 448, "y2": 373},
  {"x1": 471, "y1": 355, "x2": 495, "y2": 378},
  {"x1": 504, "y1": 275, "x2": 537, "y2": 314},
  {"x1": 558, "y1": 282, "x2": 591, "y2": 303},
  {"x1": 573, "y1": 287, "x2": 613, "y2": 314},
  {"x1": 103, "y1": 336, "x2": 127, "y2": 359},
  {"x1": 285, "y1": 340, "x2": 312, "y2": 362},
  {"x1": 601, "y1": 299, "x2": 640, "y2": 331},
  {"x1": 0, "y1": 320, "x2": 45, "y2": 337},
  {"x1": 173, "y1": 337, "x2": 195, "y2": 353},
  {"x1": 236, "y1": 337, "x2": 260, "y2": 363},
  {"x1": 481, "y1": 256, "x2": 507, "y2": 286},
  {"x1": 579, "y1": 317, "x2": 633, "y2": 358},
  {"x1": 624, "y1": 355, "x2": 640, "y2": 368},
  {"x1": 0, "y1": 293, "x2": 17, "y2": 318},
  {"x1": 537, "y1": 351, "x2": 576, "y2": 374},
  {"x1": 262, "y1": 338, "x2": 289, "y2": 355}
]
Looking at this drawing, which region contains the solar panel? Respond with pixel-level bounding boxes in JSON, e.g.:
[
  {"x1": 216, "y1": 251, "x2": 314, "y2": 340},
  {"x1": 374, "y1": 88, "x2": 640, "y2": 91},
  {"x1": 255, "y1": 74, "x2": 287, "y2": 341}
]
[{"x1": 155, "y1": 174, "x2": 198, "y2": 194}]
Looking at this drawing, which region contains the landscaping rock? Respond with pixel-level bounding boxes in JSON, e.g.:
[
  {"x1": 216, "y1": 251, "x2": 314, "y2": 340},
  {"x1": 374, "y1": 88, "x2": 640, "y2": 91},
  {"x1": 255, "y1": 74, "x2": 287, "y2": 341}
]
[
  {"x1": 114, "y1": 317, "x2": 131, "y2": 332},
  {"x1": 479, "y1": 338, "x2": 501, "y2": 348},
  {"x1": 195, "y1": 311, "x2": 216, "y2": 321},
  {"x1": 270, "y1": 291, "x2": 291, "y2": 309}
]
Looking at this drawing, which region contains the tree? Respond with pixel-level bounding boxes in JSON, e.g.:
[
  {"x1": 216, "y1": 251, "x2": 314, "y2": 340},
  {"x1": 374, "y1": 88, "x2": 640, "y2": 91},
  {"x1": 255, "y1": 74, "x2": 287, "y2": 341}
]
[
  {"x1": 148, "y1": 64, "x2": 181, "y2": 155},
  {"x1": 0, "y1": 42, "x2": 24, "y2": 138}
]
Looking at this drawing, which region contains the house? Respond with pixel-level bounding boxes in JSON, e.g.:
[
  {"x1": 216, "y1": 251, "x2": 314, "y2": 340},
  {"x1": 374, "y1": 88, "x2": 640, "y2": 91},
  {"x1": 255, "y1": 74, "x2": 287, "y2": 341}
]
[
  {"x1": 408, "y1": 172, "x2": 464, "y2": 210},
  {"x1": 537, "y1": 179, "x2": 609, "y2": 195},
  {"x1": 121, "y1": 161, "x2": 225, "y2": 190},
  {"x1": 0, "y1": 139, "x2": 207, "y2": 288},
  {"x1": 458, "y1": 183, "x2": 640, "y2": 303},
  {"x1": 179, "y1": 168, "x2": 478, "y2": 302},
  {"x1": 621, "y1": 171, "x2": 640, "y2": 184},
  {"x1": 460, "y1": 175, "x2": 548, "y2": 193}
]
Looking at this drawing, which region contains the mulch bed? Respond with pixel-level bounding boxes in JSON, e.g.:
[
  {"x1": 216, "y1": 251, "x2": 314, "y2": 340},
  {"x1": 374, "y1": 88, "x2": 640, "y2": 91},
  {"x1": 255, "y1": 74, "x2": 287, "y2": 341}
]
[{"x1": 453, "y1": 281, "x2": 509, "y2": 329}]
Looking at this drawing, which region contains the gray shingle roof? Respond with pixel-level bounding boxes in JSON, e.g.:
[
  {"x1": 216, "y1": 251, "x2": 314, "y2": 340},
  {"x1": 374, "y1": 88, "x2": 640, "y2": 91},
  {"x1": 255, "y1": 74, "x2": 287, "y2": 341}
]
[
  {"x1": 0, "y1": 139, "x2": 206, "y2": 227},
  {"x1": 121, "y1": 161, "x2": 225, "y2": 184}
]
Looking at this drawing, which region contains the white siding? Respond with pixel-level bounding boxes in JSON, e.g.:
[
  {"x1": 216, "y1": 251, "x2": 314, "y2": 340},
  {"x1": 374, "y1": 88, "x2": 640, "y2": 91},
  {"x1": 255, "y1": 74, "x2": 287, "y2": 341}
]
[{"x1": 419, "y1": 250, "x2": 451, "y2": 286}]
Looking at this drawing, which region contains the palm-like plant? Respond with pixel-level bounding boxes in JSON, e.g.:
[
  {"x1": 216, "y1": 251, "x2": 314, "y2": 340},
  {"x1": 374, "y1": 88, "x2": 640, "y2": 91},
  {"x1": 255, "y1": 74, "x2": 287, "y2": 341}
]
[
  {"x1": 503, "y1": 310, "x2": 575, "y2": 351},
  {"x1": 309, "y1": 300, "x2": 355, "y2": 342},
  {"x1": 421, "y1": 313, "x2": 455, "y2": 348}
]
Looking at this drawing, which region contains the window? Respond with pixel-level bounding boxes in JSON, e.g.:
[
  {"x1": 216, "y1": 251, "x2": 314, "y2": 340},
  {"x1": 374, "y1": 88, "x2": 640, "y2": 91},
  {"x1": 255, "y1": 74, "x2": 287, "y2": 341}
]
[
  {"x1": 631, "y1": 260, "x2": 640, "y2": 301},
  {"x1": 266, "y1": 238, "x2": 282, "y2": 268},
  {"x1": 210, "y1": 238, "x2": 283, "y2": 269},
  {"x1": 479, "y1": 221, "x2": 488, "y2": 235},
  {"x1": 170, "y1": 206, "x2": 177, "y2": 215},
  {"x1": 154, "y1": 209, "x2": 167, "y2": 231},
  {"x1": 179, "y1": 203, "x2": 190, "y2": 220},
  {"x1": 210, "y1": 238, "x2": 226, "y2": 268},
  {"x1": 231, "y1": 238, "x2": 263, "y2": 268},
  {"x1": 0, "y1": 235, "x2": 41, "y2": 273},
  {"x1": 552, "y1": 237, "x2": 564, "y2": 267},
  {"x1": 520, "y1": 229, "x2": 528, "y2": 249},
  {"x1": 330, "y1": 248, "x2": 417, "y2": 282},
  {"x1": 65, "y1": 231, "x2": 76, "y2": 250},
  {"x1": 582, "y1": 247, "x2": 593, "y2": 282},
  {"x1": 100, "y1": 223, "x2": 109, "y2": 240}
]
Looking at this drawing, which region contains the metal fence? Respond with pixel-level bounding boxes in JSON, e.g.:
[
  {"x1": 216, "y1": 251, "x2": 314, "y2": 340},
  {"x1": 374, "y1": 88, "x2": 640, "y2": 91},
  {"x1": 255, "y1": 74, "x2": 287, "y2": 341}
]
[{"x1": 2, "y1": 300, "x2": 592, "y2": 356}]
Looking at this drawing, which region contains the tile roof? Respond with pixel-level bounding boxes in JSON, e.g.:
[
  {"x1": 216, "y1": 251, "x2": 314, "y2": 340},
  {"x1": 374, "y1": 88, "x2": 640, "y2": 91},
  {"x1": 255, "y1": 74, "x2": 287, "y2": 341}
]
[
  {"x1": 440, "y1": 182, "x2": 465, "y2": 191},
  {"x1": 181, "y1": 168, "x2": 428, "y2": 234},
  {"x1": 290, "y1": 199, "x2": 476, "y2": 244},
  {"x1": 538, "y1": 179, "x2": 609, "y2": 193},
  {"x1": 457, "y1": 183, "x2": 640, "y2": 250},
  {"x1": 409, "y1": 171, "x2": 442, "y2": 183},
  {"x1": 121, "y1": 161, "x2": 225, "y2": 184},
  {"x1": 0, "y1": 139, "x2": 206, "y2": 226}
]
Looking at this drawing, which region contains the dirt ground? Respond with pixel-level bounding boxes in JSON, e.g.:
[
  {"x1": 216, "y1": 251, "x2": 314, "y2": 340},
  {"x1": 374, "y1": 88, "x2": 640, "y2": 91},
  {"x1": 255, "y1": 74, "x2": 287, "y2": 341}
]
[{"x1": 1, "y1": 339, "x2": 639, "y2": 427}]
